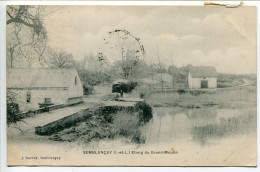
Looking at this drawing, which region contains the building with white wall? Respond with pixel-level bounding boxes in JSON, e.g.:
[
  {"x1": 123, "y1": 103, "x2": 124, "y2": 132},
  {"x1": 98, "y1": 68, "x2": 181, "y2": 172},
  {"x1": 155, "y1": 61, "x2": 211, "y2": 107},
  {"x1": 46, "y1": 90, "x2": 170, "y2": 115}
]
[
  {"x1": 188, "y1": 66, "x2": 217, "y2": 89},
  {"x1": 7, "y1": 68, "x2": 83, "y2": 112}
]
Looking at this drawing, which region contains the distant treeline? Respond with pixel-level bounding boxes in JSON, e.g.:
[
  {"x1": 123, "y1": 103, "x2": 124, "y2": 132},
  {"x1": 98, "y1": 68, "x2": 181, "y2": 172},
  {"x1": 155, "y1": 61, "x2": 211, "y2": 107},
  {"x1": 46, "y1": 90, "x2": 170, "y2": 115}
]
[{"x1": 167, "y1": 65, "x2": 191, "y2": 88}]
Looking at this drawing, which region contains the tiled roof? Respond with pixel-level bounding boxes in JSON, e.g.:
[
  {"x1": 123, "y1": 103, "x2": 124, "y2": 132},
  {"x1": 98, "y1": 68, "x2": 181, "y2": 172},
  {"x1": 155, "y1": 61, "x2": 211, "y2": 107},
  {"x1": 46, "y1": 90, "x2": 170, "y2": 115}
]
[
  {"x1": 189, "y1": 66, "x2": 217, "y2": 78},
  {"x1": 7, "y1": 68, "x2": 78, "y2": 88}
]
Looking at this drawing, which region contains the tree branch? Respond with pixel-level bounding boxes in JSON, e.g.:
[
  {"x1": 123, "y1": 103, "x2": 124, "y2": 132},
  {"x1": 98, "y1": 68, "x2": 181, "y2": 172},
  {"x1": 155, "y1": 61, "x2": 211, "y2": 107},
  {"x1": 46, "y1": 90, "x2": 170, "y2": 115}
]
[
  {"x1": 7, "y1": 10, "x2": 14, "y2": 19},
  {"x1": 7, "y1": 17, "x2": 35, "y2": 28}
]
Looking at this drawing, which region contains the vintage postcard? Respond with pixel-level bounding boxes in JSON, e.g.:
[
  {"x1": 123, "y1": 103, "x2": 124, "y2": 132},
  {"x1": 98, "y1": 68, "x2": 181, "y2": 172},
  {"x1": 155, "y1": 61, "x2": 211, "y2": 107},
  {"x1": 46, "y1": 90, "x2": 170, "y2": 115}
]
[{"x1": 6, "y1": 5, "x2": 257, "y2": 166}]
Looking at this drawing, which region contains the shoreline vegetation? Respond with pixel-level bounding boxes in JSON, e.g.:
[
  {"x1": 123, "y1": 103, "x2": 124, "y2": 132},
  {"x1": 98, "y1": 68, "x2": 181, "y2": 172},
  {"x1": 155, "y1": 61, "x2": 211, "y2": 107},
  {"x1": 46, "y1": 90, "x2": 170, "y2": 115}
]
[{"x1": 131, "y1": 85, "x2": 256, "y2": 109}]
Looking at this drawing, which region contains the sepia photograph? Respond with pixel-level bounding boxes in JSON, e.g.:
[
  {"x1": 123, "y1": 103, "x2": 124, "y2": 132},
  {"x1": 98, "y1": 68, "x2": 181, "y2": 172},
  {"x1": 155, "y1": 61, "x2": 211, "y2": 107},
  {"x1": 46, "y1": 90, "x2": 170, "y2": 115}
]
[{"x1": 5, "y1": 5, "x2": 257, "y2": 166}]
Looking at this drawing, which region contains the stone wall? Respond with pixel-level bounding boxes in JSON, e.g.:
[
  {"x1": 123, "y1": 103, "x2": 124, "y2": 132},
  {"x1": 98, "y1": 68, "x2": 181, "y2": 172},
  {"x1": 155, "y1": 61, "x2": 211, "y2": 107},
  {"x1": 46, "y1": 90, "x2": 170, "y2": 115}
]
[
  {"x1": 35, "y1": 108, "x2": 90, "y2": 135},
  {"x1": 20, "y1": 101, "x2": 83, "y2": 119}
]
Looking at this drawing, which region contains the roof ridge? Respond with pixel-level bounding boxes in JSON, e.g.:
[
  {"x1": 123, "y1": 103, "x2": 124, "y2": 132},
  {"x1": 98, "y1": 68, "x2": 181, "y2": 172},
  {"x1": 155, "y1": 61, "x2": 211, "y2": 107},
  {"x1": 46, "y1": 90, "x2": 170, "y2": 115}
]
[
  {"x1": 7, "y1": 68, "x2": 79, "y2": 88},
  {"x1": 189, "y1": 66, "x2": 217, "y2": 78}
]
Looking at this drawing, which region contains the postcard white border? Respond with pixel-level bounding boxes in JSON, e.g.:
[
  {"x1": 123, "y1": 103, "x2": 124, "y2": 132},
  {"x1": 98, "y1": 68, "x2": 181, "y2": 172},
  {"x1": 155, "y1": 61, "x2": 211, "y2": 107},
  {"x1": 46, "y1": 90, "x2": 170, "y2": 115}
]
[{"x1": 0, "y1": 1, "x2": 259, "y2": 172}]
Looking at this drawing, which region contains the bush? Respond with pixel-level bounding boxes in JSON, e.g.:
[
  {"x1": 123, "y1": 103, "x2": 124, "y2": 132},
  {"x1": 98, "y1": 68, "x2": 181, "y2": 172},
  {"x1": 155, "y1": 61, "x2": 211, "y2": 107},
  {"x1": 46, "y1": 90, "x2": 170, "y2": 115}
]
[
  {"x1": 7, "y1": 103, "x2": 21, "y2": 124},
  {"x1": 7, "y1": 91, "x2": 21, "y2": 124},
  {"x1": 135, "y1": 85, "x2": 152, "y2": 99},
  {"x1": 217, "y1": 82, "x2": 230, "y2": 88},
  {"x1": 110, "y1": 110, "x2": 144, "y2": 143},
  {"x1": 177, "y1": 89, "x2": 186, "y2": 94},
  {"x1": 83, "y1": 83, "x2": 94, "y2": 95}
]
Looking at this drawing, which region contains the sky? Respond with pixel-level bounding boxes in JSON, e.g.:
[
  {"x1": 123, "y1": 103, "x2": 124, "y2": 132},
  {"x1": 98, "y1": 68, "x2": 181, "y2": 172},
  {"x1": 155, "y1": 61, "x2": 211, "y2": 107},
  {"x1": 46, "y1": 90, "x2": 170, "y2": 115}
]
[{"x1": 44, "y1": 6, "x2": 256, "y2": 74}]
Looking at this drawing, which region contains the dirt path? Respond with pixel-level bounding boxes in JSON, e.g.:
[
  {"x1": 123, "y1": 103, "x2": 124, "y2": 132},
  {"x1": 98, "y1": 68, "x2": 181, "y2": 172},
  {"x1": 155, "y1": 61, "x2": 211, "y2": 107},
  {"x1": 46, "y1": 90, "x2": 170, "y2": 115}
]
[{"x1": 83, "y1": 84, "x2": 111, "y2": 103}]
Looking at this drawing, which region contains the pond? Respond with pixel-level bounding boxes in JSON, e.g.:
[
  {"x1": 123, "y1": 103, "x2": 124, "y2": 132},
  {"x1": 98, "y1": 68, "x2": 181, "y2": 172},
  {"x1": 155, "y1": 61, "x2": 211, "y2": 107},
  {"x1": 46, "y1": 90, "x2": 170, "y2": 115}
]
[{"x1": 142, "y1": 107, "x2": 256, "y2": 146}]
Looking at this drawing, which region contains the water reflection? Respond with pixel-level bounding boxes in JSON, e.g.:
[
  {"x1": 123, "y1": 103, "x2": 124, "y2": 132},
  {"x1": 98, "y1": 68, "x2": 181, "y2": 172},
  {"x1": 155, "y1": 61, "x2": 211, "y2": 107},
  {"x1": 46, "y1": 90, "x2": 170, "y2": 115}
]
[{"x1": 143, "y1": 107, "x2": 256, "y2": 146}]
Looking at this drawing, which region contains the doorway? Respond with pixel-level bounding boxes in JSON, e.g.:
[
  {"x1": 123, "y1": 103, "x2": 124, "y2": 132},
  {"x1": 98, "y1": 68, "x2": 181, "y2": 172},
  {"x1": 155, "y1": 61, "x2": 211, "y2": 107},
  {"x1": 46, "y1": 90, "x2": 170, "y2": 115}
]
[{"x1": 201, "y1": 80, "x2": 208, "y2": 88}]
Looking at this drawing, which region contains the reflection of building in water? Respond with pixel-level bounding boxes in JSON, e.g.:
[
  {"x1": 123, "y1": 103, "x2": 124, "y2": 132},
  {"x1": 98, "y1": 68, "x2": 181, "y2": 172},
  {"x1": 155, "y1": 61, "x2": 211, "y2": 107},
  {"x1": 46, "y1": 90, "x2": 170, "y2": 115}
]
[
  {"x1": 187, "y1": 107, "x2": 217, "y2": 127},
  {"x1": 215, "y1": 109, "x2": 240, "y2": 123},
  {"x1": 188, "y1": 107, "x2": 219, "y2": 145}
]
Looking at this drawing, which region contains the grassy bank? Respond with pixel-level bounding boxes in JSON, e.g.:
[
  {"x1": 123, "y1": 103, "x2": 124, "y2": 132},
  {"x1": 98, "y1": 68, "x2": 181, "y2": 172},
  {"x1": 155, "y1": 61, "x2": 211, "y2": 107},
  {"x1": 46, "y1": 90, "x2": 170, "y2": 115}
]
[
  {"x1": 192, "y1": 109, "x2": 257, "y2": 145},
  {"x1": 49, "y1": 110, "x2": 145, "y2": 143},
  {"x1": 143, "y1": 86, "x2": 256, "y2": 109}
]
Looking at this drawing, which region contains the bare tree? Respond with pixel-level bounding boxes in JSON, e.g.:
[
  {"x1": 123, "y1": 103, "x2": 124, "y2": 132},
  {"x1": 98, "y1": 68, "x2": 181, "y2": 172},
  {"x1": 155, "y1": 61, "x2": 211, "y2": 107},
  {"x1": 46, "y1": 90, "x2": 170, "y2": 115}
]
[
  {"x1": 119, "y1": 48, "x2": 140, "y2": 80},
  {"x1": 157, "y1": 55, "x2": 164, "y2": 91},
  {"x1": 104, "y1": 29, "x2": 146, "y2": 80},
  {"x1": 48, "y1": 49, "x2": 75, "y2": 68},
  {"x1": 7, "y1": 6, "x2": 46, "y2": 35},
  {"x1": 6, "y1": 5, "x2": 47, "y2": 68}
]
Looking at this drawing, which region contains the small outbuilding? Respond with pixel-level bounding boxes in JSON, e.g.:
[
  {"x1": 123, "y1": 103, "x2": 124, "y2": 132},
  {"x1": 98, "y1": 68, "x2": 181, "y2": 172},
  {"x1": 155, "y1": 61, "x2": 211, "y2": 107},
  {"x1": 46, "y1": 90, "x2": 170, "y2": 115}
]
[
  {"x1": 7, "y1": 68, "x2": 83, "y2": 112},
  {"x1": 188, "y1": 66, "x2": 217, "y2": 89}
]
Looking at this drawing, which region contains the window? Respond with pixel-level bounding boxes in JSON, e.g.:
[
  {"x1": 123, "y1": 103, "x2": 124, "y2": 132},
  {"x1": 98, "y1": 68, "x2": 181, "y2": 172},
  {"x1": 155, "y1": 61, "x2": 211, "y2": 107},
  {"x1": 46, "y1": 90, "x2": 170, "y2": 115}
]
[
  {"x1": 26, "y1": 91, "x2": 31, "y2": 103},
  {"x1": 75, "y1": 76, "x2": 77, "y2": 85},
  {"x1": 44, "y1": 98, "x2": 51, "y2": 104}
]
